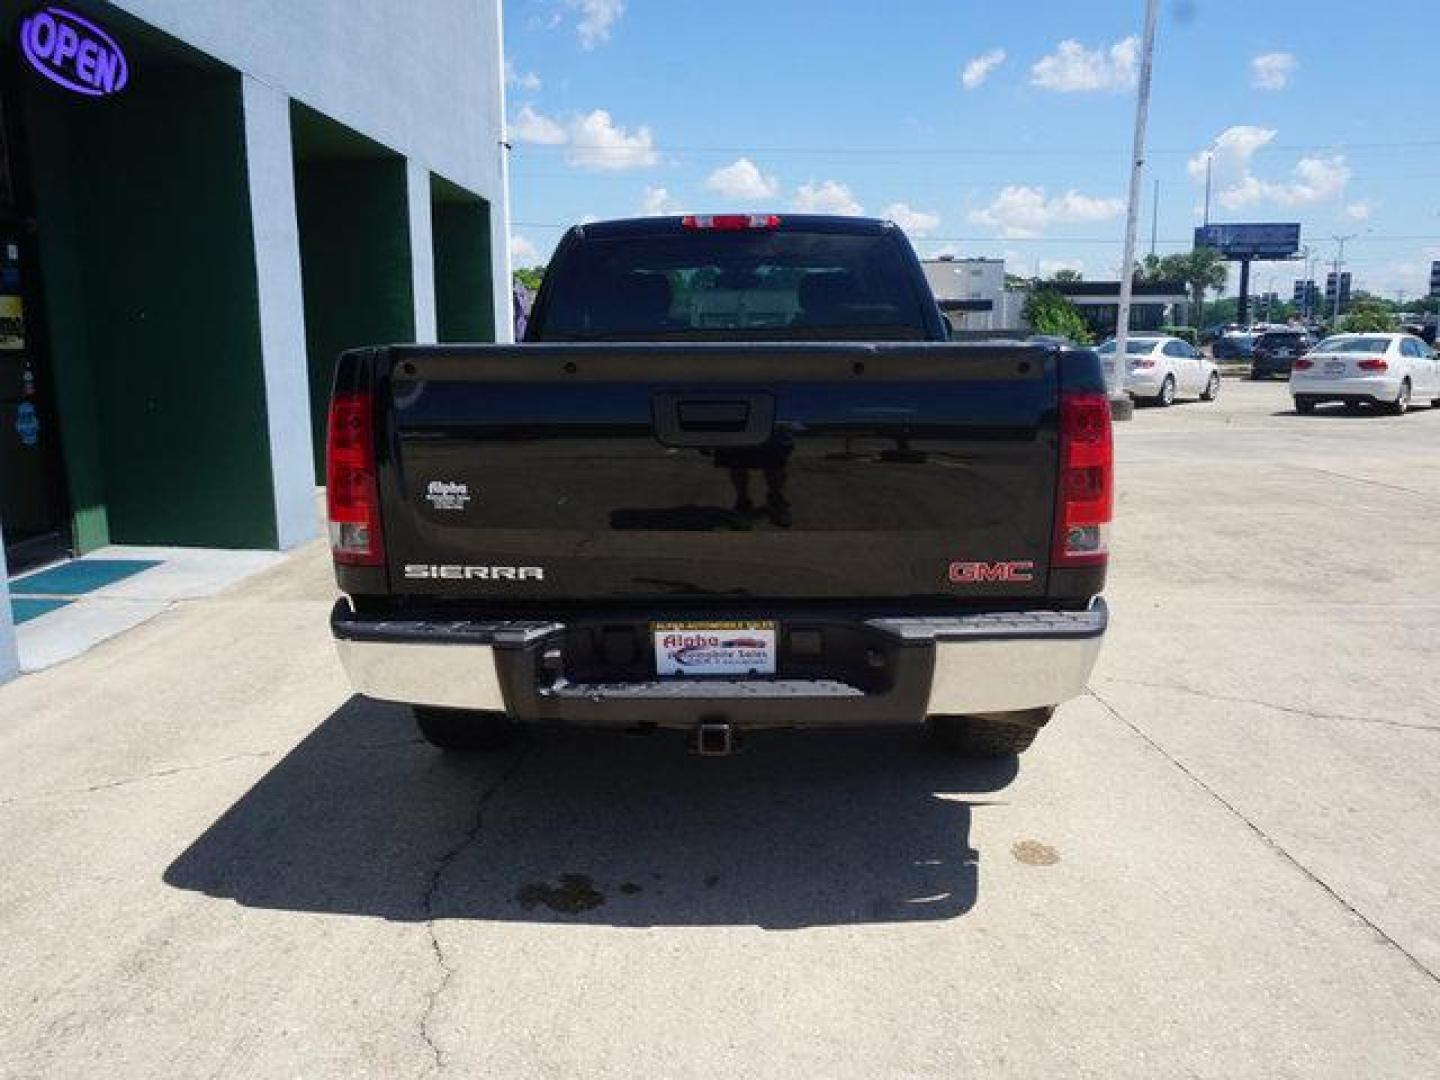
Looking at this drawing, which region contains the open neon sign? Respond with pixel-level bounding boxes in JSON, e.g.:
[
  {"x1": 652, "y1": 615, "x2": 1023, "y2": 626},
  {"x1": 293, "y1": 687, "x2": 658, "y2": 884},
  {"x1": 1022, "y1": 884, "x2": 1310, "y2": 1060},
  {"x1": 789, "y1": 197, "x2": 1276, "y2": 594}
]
[{"x1": 20, "y1": 6, "x2": 129, "y2": 97}]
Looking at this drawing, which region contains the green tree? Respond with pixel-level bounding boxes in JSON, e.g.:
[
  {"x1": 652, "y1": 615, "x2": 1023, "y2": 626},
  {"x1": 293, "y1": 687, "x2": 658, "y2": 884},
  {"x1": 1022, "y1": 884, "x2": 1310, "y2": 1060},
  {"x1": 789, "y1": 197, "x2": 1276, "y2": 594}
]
[
  {"x1": 513, "y1": 266, "x2": 546, "y2": 291},
  {"x1": 1341, "y1": 300, "x2": 1396, "y2": 333},
  {"x1": 1023, "y1": 287, "x2": 1093, "y2": 344},
  {"x1": 1050, "y1": 268, "x2": 1083, "y2": 283},
  {"x1": 1149, "y1": 247, "x2": 1228, "y2": 329},
  {"x1": 1135, "y1": 249, "x2": 1228, "y2": 325}
]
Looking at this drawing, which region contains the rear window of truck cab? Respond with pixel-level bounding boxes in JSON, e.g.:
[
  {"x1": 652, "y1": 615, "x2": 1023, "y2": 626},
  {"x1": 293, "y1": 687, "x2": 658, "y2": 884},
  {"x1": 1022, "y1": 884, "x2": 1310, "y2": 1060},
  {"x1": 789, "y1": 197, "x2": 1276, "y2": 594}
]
[{"x1": 530, "y1": 231, "x2": 931, "y2": 341}]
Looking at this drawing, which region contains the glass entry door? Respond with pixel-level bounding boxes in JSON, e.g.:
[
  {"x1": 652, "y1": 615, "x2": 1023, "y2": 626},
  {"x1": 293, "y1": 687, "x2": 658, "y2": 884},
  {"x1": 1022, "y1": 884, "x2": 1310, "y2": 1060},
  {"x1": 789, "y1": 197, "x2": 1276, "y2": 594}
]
[{"x1": 0, "y1": 71, "x2": 70, "y2": 572}]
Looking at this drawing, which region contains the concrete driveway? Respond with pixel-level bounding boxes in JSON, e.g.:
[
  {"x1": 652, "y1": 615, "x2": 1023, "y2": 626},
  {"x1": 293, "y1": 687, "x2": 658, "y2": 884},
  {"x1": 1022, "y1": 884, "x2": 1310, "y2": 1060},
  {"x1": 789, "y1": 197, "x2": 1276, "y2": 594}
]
[{"x1": 2, "y1": 381, "x2": 1438, "y2": 1078}]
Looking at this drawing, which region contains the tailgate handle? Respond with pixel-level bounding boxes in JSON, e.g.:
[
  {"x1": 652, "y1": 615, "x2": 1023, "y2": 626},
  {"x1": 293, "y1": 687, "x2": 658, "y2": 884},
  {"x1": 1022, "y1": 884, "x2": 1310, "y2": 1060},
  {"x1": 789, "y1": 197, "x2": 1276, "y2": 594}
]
[
  {"x1": 652, "y1": 392, "x2": 775, "y2": 447},
  {"x1": 677, "y1": 400, "x2": 749, "y2": 431}
]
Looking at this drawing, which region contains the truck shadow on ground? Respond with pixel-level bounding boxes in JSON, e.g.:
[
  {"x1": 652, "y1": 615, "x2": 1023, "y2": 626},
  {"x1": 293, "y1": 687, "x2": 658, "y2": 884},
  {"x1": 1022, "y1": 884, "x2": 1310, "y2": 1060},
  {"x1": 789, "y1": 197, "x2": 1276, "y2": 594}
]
[{"x1": 164, "y1": 696, "x2": 1017, "y2": 929}]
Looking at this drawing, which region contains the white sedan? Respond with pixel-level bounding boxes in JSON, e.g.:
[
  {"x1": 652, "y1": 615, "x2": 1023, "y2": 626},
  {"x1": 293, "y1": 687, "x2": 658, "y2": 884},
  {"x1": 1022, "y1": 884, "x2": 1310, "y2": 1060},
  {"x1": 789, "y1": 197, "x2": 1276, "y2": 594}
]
[
  {"x1": 1098, "y1": 335, "x2": 1221, "y2": 407},
  {"x1": 1289, "y1": 333, "x2": 1440, "y2": 415}
]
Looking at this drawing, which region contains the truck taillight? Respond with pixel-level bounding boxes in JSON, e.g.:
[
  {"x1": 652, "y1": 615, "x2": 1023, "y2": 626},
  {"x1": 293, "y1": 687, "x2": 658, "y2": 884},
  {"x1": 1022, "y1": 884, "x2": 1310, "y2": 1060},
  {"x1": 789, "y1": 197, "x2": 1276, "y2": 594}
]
[
  {"x1": 1357, "y1": 357, "x2": 1388, "y2": 371},
  {"x1": 1052, "y1": 392, "x2": 1113, "y2": 568},
  {"x1": 682, "y1": 214, "x2": 781, "y2": 231},
  {"x1": 326, "y1": 389, "x2": 385, "y2": 566}
]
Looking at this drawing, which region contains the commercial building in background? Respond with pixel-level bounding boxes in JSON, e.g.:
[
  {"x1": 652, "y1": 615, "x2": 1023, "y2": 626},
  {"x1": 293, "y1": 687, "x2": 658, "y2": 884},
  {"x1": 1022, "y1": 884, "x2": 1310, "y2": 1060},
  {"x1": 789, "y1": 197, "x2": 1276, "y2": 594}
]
[
  {"x1": 0, "y1": 1, "x2": 510, "y2": 676},
  {"x1": 1043, "y1": 280, "x2": 1188, "y2": 341},
  {"x1": 1325, "y1": 270, "x2": 1353, "y2": 314},
  {"x1": 921, "y1": 256, "x2": 1012, "y2": 330}
]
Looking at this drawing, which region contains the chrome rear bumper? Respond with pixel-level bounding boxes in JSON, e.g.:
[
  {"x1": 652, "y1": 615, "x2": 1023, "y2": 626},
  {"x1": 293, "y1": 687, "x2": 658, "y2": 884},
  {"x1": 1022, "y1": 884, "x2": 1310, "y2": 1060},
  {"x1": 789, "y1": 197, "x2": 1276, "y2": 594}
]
[{"x1": 332, "y1": 599, "x2": 1107, "y2": 725}]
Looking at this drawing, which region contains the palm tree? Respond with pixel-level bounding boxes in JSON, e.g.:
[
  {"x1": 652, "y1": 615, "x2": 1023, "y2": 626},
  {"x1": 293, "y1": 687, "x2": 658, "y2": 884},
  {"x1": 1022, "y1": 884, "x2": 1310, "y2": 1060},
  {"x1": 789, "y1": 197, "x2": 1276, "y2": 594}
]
[{"x1": 1135, "y1": 248, "x2": 1227, "y2": 328}]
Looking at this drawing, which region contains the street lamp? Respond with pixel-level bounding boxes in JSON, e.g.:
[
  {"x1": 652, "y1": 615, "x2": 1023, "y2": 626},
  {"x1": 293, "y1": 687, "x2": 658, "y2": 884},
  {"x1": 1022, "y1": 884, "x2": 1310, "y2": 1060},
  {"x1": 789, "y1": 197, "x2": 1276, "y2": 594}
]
[
  {"x1": 1331, "y1": 233, "x2": 1357, "y2": 325},
  {"x1": 1111, "y1": 0, "x2": 1160, "y2": 422}
]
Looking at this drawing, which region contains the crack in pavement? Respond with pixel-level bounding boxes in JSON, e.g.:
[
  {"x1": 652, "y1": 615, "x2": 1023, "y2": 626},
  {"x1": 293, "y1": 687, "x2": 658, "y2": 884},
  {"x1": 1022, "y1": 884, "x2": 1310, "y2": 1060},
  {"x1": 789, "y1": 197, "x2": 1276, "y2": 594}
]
[
  {"x1": 1095, "y1": 676, "x2": 1440, "y2": 734},
  {"x1": 1088, "y1": 687, "x2": 1440, "y2": 989},
  {"x1": 0, "y1": 750, "x2": 281, "y2": 807},
  {"x1": 418, "y1": 745, "x2": 533, "y2": 1074},
  {"x1": 0, "y1": 738, "x2": 427, "y2": 809},
  {"x1": 1293, "y1": 465, "x2": 1438, "y2": 504}
]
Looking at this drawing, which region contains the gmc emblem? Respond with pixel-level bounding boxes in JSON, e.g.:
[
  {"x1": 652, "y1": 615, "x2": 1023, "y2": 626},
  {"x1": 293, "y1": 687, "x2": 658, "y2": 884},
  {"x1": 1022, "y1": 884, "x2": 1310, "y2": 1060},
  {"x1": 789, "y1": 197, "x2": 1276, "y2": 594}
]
[{"x1": 948, "y1": 560, "x2": 1036, "y2": 584}]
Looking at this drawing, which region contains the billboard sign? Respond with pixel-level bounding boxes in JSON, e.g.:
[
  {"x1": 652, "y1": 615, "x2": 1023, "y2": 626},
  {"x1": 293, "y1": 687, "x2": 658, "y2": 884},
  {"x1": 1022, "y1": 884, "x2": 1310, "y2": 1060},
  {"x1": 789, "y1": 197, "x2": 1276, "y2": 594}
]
[{"x1": 1193, "y1": 222, "x2": 1300, "y2": 260}]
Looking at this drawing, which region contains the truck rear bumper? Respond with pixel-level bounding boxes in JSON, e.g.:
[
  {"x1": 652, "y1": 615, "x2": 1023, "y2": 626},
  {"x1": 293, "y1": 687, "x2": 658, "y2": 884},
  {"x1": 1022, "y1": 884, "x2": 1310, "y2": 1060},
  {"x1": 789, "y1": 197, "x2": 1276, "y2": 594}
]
[{"x1": 332, "y1": 599, "x2": 1107, "y2": 728}]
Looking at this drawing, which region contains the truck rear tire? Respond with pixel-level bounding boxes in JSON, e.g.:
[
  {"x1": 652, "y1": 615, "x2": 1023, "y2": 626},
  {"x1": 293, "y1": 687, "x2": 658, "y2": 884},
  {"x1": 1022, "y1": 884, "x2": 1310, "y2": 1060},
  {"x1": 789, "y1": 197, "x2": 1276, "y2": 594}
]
[
  {"x1": 928, "y1": 708, "x2": 1053, "y2": 758},
  {"x1": 413, "y1": 707, "x2": 518, "y2": 751}
]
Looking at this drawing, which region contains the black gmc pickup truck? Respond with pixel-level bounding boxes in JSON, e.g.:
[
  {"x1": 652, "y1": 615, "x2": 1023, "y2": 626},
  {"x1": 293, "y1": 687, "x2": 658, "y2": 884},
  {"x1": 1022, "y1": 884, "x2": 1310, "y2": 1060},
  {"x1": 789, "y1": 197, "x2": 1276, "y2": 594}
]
[{"x1": 328, "y1": 214, "x2": 1111, "y2": 757}]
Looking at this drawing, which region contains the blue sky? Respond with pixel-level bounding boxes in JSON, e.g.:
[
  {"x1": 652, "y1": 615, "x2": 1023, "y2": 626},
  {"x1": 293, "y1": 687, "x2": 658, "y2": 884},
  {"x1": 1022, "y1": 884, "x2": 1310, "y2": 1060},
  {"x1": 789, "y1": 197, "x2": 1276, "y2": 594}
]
[{"x1": 504, "y1": 0, "x2": 1440, "y2": 300}]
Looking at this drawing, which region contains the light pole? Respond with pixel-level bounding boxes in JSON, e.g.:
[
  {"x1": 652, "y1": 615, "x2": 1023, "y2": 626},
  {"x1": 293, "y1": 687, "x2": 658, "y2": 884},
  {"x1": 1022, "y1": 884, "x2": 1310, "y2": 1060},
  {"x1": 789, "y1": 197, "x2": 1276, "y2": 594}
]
[{"x1": 1112, "y1": 0, "x2": 1160, "y2": 421}]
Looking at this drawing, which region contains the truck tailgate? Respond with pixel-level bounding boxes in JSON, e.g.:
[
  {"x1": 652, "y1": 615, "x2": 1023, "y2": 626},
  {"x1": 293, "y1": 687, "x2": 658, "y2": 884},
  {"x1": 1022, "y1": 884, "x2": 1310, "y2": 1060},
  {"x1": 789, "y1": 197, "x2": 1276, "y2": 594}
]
[{"x1": 378, "y1": 343, "x2": 1060, "y2": 602}]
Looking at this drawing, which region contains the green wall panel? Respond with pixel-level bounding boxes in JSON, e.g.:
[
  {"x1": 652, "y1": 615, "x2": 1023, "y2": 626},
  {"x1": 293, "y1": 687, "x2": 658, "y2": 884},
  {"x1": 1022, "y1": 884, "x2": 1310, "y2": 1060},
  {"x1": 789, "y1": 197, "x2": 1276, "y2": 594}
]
[
  {"x1": 23, "y1": 63, "x2": 278, "y2": 549},
  {"x1": 22, "y1": 85, "x2": 108, "y2": 552},
  {"x1": 295, "y1": 149, "x2": 415, "y2": 477},
  {"x1": 431, "y1": 178, "x2": 494, "y2": 344}
]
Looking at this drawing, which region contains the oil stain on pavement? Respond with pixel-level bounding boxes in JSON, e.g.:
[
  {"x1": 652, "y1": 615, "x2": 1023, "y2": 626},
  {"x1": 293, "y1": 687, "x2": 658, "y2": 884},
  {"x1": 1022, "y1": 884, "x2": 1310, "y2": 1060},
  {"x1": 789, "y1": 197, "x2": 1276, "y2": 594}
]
[
  {"x1": 1012, "y1": 840, "x2": 1060, "y2": 867},
  {"x1": 516, "y1": 874, "x2": 607, "y2": 913}
]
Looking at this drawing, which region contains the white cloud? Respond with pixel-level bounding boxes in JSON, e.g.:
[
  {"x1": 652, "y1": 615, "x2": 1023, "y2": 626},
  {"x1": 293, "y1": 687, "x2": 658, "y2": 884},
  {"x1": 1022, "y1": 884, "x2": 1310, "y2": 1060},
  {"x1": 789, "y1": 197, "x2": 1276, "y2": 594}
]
[
  {"x1": 510, "y1": 104, "x2": 567, "y2": 145},
  {"x1": 511, "y1": 235, "x2": 540, "y2": 264},
  {"x1": 510, "y1": 106, "x2": 660, "y2": 171},
  {"x1": 792, "y1": 180, "x2": 864, "y2": 216},
  {"x1": 566, "y1": 109, "x2": 659, "y2": 171},
  {"x1": 1250, "y1": 52, "x2": 1297, "y2": 91},
  {"x1": 967, "y1": 185, "x2": 1124, "y2": 238},
  {"x1": 639, "y1": 186, "x2": 685, "y2": 216},
  {"x1": 705, "y1": 157, "x2": 780, "y2": 200},
  {"x1": 568, "y1": 0, "x2": 625, "y2": 49},
  {"x1": 1030, "y1": 37, "x2": 1138, "y2": 92},
  {"x1": 961, "y1": 48, "x2": 1007, "y2": 90},
  {"x1": 881, "y1": 202, "x2": 941, "y2": 237},
  {"x1": 1187, "y1": 126, "x2": 1350, "y2": 210},
  {"x1": 505, "y1": 60, "x2": 542, "y2": 92},
  {"x1": 1345, "y1": 200, "x2": 1373, "y2": 221}
]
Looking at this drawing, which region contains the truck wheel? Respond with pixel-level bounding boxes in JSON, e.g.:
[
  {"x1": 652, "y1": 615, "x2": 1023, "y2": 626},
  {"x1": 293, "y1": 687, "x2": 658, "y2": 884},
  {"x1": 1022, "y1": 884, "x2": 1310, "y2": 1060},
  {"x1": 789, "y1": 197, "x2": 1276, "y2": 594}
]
[
  {"x1": 928, "y1": 708, "x2": 1053, "y2": 758},
  {"x1": 414, "y1": 707, "x2": 518, "y2": 751}
]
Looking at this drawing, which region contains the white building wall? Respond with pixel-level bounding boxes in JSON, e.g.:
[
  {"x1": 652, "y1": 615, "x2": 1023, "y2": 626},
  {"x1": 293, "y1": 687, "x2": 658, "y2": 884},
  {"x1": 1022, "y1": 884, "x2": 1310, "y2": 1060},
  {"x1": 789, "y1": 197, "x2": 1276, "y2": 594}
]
[
  {"x1": 0, "y1": 525, "x2": 17, "y2": 682},
  {"x1": 406, "y1": 160, "x2": 439, "y2": 345},
  {"x1": 241, "y1": 76, "x2": 316, "y2": 548}
]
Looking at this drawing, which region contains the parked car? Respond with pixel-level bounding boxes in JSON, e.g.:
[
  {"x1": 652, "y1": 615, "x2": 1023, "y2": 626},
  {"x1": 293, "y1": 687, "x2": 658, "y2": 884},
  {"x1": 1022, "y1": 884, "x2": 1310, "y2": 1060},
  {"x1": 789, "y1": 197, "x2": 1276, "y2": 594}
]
[
  {"x1": 1251, "y1": 329, "x2": 1315, "y2": 379},
  {"x1": 327, "y1": 214, "x2": 1111, "y2": 760},
  {"x1": 1290, "y1": 333, "x2": 1440, "y2": 415},
  {"x1": 1098, "y1": 334, "x2": 1221, "y2": 406},
  {"x1": 1200, "y1": 322, "x2": 1239, "y2": 345},
  {"x1": 1213, "y1": 331, "x2": 1257, "y2": 360}
]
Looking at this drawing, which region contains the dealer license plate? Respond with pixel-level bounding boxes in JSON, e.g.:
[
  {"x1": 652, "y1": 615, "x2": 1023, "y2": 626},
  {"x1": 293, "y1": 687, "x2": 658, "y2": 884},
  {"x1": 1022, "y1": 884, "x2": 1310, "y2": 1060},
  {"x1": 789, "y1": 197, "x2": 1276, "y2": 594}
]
[{"x1": 653, "y1": 620, "x2": 778, "y2": 677}]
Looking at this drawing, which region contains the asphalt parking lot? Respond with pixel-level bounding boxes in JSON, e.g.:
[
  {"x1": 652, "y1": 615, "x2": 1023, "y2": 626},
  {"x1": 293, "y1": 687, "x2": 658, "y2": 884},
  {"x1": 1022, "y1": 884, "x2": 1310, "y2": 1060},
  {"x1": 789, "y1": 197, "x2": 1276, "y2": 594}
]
[{"x1": 2, "y1": 379, "x2": 1438, "y2": 1078}]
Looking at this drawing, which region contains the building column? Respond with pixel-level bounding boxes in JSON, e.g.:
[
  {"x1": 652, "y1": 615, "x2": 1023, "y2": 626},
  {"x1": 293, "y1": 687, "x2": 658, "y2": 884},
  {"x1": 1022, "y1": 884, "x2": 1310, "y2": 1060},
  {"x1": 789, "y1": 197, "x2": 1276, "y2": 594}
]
[
  {"x1": 0, "y1": 524, "x2": 19, "y2": 682},
  {"x1": 241, "y1": 76, "x2": 318, "y2": 549},
  {"x1": 406, "y1": 159, "x2": 438, "y2": 344},
  {"x1": 489, "y1": 171, "x2": 515, "y2": 344}
]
